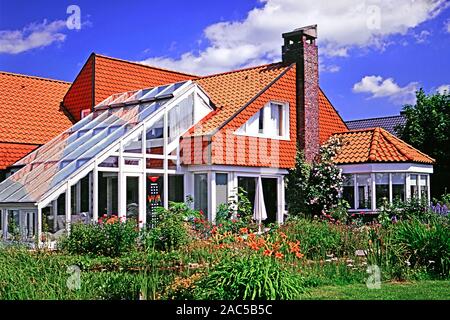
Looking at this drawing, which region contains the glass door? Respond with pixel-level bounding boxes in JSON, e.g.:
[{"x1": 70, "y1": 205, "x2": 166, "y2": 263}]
[{"x1": 125, "y1": 175, "x2": 141, "y2": 223}]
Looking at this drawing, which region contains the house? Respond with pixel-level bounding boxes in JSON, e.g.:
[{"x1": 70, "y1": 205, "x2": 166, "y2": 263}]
[
  {"x1": 0, "y1": 25, "x2": 434, "y2": 243},
  {"x1": 346, "y1": 114, "x2": 406, "y2": 137}
]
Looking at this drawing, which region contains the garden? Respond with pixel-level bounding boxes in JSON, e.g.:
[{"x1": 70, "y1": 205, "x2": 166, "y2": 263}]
[{"x1": 0, "y1": 140, "x2": 449, "y2": 300}]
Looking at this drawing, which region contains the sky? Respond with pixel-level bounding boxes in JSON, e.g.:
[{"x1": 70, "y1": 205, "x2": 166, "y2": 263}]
[{"x1": 0, "y1": 0, "x2": 449, "y2": 121}]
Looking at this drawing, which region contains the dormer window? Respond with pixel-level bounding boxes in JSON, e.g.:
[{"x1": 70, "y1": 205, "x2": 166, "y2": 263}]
[{"x1": 236, "y1": 101, "x2": 289, "y2": 139}]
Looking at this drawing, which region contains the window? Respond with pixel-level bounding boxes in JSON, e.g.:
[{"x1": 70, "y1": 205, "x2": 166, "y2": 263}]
[
  {"x1": 236, "y1": 101, "x2": 288, "y2": 138},
  {"x1": 270, "y1": 103, "x2": 284, "y2": 136},
  {"x1": 216, "y1": 173, "x2": 228, "y2": 208},
  {"x1": 356, "y1": 174, "x2": 372, "y2": 209},
  {"x1": 420, "y1": 175, "x2": 428, "y2": 201},
  {"x1": 258, "y1": 108, "x2": 265, "y2": 133},
  {"x1": 375, "y1": 173, "x2": 389, "y2": 208},
  {"x1": 392, "y1": 173, "x2": 405, "y2": 202},
  {"x1": 410, "y1": 174, "x2": 418, "y2": 198},
  {"x1": 194, "y1": 174, "x2": 208, "y2": 215},
  {"x1": 342, "y1": 174, "x2": 355, "y2": 209}
]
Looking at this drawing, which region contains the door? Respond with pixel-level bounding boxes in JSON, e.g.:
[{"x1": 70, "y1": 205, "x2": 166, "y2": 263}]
[
  {"x1": 262, "y1": 178, "x2": 278, "y2": 224},
  {"x1": 125, "y1": 175, "x2": 141, "y2": 223}
]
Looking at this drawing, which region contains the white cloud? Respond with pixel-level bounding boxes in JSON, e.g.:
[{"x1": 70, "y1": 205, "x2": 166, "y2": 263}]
[
  {"x1": 320, "y1": 64, "x2": 341, "y2": 73},
  {"x1": 446, "y1": 19, "x2": 450, "y2": 33},
  {"x1": 437, "y1": 84, "x2": 450, "y2": 94},
  {"x1": 139, "y1": 0, "x2": 447, "y2": 75},
  {"x1": 0, "y1": 19, "x2": 67, "y2": 54},
  {"x1": 353, "y1": 75, "x2": 418, "y2": 104},
  {"x1": 414, "y1": 30, "x2": 431, "y2": 43}
]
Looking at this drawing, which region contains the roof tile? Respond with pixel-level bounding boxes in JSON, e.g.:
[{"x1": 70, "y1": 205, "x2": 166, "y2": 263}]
[{"x1": 331, "y1": 127, "x2": 435, "y2": 164}]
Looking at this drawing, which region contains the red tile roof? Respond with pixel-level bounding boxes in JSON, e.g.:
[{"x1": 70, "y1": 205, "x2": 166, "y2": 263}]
[
  {"x1": 189, "y1": 63, "x2": 291, "y2": 136},
  {"x1": 63, "y1": 54, "x2": 196, "y2": 121},
  {"x1": 319, "y1": 89, "x2": 348, "y2": 144},
  {"x1": 0, "y1": 142, "x2": 40, "y2": 170},
  {"x1": 0, "y1": 71, "x2": 72, "y2": 169},
  {"x1": 331, "y1": 127, "x2": 435, "y2": 165}
]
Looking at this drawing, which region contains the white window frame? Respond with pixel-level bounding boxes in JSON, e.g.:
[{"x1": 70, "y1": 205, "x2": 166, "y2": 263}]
[{"x1": 235, "y1": 101, "x2": 290, "y2": 140}]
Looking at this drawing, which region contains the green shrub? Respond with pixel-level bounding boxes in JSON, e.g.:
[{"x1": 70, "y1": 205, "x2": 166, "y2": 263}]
[
  {"x1": 391, "y1": 217, "x2": 450, "y2": 277},
  {"x1": 281, "y1": 217, "x2": 365, "y2": 259},
  {"x1": 144, "y1": 202, "x2": 192, "y2": 251},
  {"x1": 185, "y1": 254, "x2": 306, "y2": 300},
  {"x1": 60, "y1": 216, "x2": 139, "y2": 257}
]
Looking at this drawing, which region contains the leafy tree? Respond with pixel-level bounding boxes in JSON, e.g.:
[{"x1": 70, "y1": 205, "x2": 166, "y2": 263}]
[
  {"x1": 396, "y1": 89, "x2": 450, "y2": 197},
  {"x1": 286, "y1": 138, "x2": 344, "y2": 217}
]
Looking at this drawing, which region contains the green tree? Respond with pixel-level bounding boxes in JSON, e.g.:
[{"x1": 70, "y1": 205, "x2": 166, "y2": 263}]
[{"x1": 396, "y1": 89, "x2": 450, "y2": 197}]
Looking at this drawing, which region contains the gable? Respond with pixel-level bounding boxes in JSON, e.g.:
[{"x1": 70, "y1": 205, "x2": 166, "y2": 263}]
[{"x1": 63, "y1": 54, "x2": 196, "y2": 122}]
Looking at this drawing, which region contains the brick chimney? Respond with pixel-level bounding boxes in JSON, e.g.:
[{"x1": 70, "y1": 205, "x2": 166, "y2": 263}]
[{"x1": 282, "y1": 25, "x2": 319, "y2": 162}]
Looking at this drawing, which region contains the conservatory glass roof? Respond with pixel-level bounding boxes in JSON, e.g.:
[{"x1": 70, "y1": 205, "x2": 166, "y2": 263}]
[{"x1": 0, "y1": 81, "x2": 190, "y2": 204}]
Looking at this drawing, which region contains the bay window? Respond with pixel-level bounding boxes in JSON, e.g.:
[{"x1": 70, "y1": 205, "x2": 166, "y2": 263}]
[
  {"x1": 356, "y1": 174, "x2": 372, "y2": 210},
  {"x1": 342, "y1": 174, "x2": 355, "y2": 209},
  {"x1": 375, "y1": 173, "x2": 389, "y2": 208}
]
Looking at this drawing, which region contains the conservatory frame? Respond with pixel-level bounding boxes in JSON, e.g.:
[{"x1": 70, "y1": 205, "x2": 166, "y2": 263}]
[
  {"x1": 0, "y1": 81, "x2": 214, "y2": 243},
  {"x1": 339, "y1": 162, "x2": 433, "y2": 213}
]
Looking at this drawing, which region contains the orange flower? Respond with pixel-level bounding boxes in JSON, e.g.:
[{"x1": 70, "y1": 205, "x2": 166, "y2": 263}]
[
  {"x1": 295, "y1": 252, "x2": 304, "y2": 259},
  {"x1": 279, "y1": 232, "x2": 287, "y2": 239},
  {"x1": 248, "y1": 241, "x2": 260, "y2": 251},
  {"x1": 240, "y1": 227, "x2": 249, "y2": 234},
  {"x1": 235, "y1": 236, "x2": 244, "y2": 242},
  {"x1": 263, "y1": 249, "x2": 273, "y2": 256},
  {"x1": 275, "y1": 252, "x2": 284, "y2": 259}
]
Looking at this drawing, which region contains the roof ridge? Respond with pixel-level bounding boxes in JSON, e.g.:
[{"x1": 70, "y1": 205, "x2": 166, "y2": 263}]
[
  {"x1": 94, "y1": 53, "x2": 199, "y2": 78},
  {"x1": 368, "y1": 127, "x2": 381, "y2": 161},
  {"x1": 0, "y1": 71, "x2": 71, "y2": 85},
  {"x1": 199, "y1": 62, "x2": 285, "y2": 80},
  {"x1": 378, "y1": 127, "x2": 435, "y2": 163},
  {"x1": 345, "y1": 114, "x2": 405, "y2": 123}
]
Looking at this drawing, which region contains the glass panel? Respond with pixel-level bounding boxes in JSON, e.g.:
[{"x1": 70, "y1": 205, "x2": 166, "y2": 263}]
[
  {"x1": 238, "y1": 177, "x2": 256, "y2": 211},
  {"x1": 7, "y1": 209, "x2": 20, "y2": 240},
  {"x1": 168, "y1": 93, "x2": 194, "y2": 144},
  {"x1": 123, "y1": 134, "x2": 143, "y2": 154},
  {"x1": 375, "y1": 173, "x2": 389, "y2": 208},
  {"x1": 99, "y1": 156, "x2": 119, "y2": 168},
  {"x1": 126, "y1": 176, "x2": 139, "y2": 223},
  {"x1": 155, "y1": 81, "x2": 186, "y2": 97},
  {"x1": 146, "y1": 114, "x2": 164, "y2": 154},
  {"x1": 270, "y1": 103, "x2": 283, "y2": 137},
  {"x1": 392, "y1": 173, "x2": 405, "y2": 202},
  {"x1": 410, "y1": 174, "x2": 418, "y2": 198},
  {"x1": 216, "y1": 173, "x2": 228, "y2": 207},
  {"x1": 124, "y1": 158, "x2": 141, "y2": 166},
  {"x1": 420, "y1": 175, "x2": 428, "y2": 201},
  {"x1": 141, "y1": 85, "x2": 170, "y2": 100},
  {"x1": 258, "y1": 108, "x2": 264, "y2": 134},
  {"x1": 356, "y1": 174, "x2": 372, "y2": 210},
  {"x1": 194, "y1": 174, "x2": 208, "y2": 215},
  {"x1": 98, "y1": 172, "x2": 118, "y2": 217},
  {"x1": 342, "y1": 174, "x2": 355, "y2": 209}
]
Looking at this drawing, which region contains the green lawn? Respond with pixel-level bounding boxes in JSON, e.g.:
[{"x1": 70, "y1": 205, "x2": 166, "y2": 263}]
[{"x1": 299, "y1": 281, "x2": 450, "y2": 300}]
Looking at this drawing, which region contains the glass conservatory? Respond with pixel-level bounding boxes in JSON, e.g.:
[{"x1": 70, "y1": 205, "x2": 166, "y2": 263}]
[
  {"x1": 339, "y1": 163, "x2": 433, "y2": 213},
  {"x1": 0, "y1": 80, "x2": 213, "y2": 244}
]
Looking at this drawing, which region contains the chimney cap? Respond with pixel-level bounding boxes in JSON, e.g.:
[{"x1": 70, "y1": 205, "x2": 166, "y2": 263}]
[{"x1": 282, "y1": 25, "x2": 317, "y2": 40}]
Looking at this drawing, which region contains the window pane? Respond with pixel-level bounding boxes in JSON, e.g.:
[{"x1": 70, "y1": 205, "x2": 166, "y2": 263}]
[
  {"x1": 98, "y1": 172, "x2": 118, "y2": 217},
  {"x1": 194, "y1": 174, "x2": 208, "y2": 215},
  {"x1": 146, "y1": 115, "x2": 164, "y2": 155},
  {"x1": 356, "y1": 174, "x2": 372, "y2": 209},
  {"x1": 238, "y1": 177, "x2": 256, "y2": 211},
  {"x1": 342, "y1": 174, "x2": 355, "y2": 209},
  {"x1": 216, "y1": 173, "x2": 228, "y2": 207},
  {"x1": 420, "y1": 175, "x2": 428, "y2": 201},
  {"x1": 99, "y1": 156, "x2": 118, "y2": 168},
  {"x1": 392, "y1": 173, "x2": 405, "y2": 202},
  {"x1": 168, "y1": 94, "x2": 194, "y2": 144},
  {"x1": 126, "y1": 176, "x2": 139, "y2": 222},
  {"x1": 375, "y1": 173, "x2": 389, "y2": 208},
  {"x1": 258, "y1": 108, "x2": 264, "y2": 134},
  {"x1": 270, "y1": 103, "x2": 283, "y2": 136},
  {"x1": 410, "y1": 174, "x2": 418, "y2": 198}
]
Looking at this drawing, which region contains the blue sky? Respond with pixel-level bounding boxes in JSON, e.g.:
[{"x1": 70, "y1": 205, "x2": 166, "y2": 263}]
[{"x1": 0, "y1": 0, "x2": 449, "y2": 121}]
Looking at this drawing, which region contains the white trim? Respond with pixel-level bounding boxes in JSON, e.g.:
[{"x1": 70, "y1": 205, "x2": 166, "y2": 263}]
[
  {"x1": 187, "y1": 165, "x2": 288, "y2": 175},
  {"x1": 339, "y1": 163, "x2": 433, "y2": 174}
]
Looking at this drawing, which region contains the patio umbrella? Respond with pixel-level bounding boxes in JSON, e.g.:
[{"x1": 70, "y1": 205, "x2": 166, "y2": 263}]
[{"x1": 253, "y1": 176, "x2": 267, "y2": 233}]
